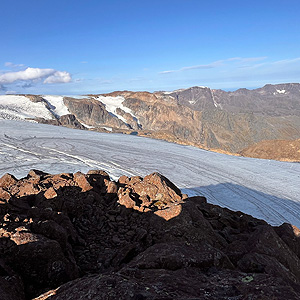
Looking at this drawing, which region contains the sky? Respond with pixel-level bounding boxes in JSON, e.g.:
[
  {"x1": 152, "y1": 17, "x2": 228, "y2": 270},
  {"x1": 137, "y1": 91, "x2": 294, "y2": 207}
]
[{"x1": 1, "y1": 0, "x2": 300, "y2": 95}]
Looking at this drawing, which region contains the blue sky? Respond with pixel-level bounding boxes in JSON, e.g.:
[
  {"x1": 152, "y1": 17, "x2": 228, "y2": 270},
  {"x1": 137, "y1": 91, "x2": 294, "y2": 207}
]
[{"x1": 1, "y1": 0, "x2": 300, "y2": 94}]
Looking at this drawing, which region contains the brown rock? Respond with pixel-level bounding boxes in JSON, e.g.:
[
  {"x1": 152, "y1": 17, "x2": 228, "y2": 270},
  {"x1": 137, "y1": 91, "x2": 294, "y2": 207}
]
[
  {"x1": 118, "y1": 175, "x2": 129, "y2": 184},
  {"x1": 28, "y1": 169, "x2": 49, "y2": 180},
  {"x1": 44, "y1": 187, "x2": 57, "y2": 199},
  {"x1": 17, "y1": 183, "x2": 40, "y2": 197},
  {"x1": 87, "y1": 170, "x2": 110, "y2": 177},
  {"x1": 154, "y1": 204, "x2": 182, "y2": 221},
  {"x1": 59, "y1": 114, "x2": 86, "y2": 130},
  {"x1": 0, "y1": 173, "x2": 17, "y2": 189},
  {"x1": 143, "y1": 172, "x2": 182, "y2": 203},
  {"x1": 117, "y1": 172, "x2": 183, "y2": 213},
  {"x1": 106, "y1": 181, "x2": 118, "y2": 194},
  {"x1": 0, "y1": 188, "x2": 10, "y2": 202},
  {"x1": 118, "y1": 188, "x2": 135, "y2": 209},
  {"x1": 73, "y1": 172, "x2": 93, "y2": 192}
]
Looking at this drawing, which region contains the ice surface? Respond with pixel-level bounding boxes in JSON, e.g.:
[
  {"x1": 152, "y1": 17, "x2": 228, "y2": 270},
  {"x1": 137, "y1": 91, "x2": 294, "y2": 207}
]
[
  {"x1": 0, "y1": 95, "x2": 53, "y2": 120},
  {"x1": 0, "y1": 120, "x2": 300, "y2": 227}
]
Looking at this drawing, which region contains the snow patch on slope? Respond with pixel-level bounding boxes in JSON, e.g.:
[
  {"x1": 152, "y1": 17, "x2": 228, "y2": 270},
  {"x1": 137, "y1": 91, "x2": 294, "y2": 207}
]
[
  {"x1": 0, "y1": 95, "x2": 53, "y2": 120},
  {"x1": 95, "y1": 95, "x2": 139, "y2": 124},
  {"x1": 276, "y1": 89, "x2": 286, "y2": 94},
  {"x1": 42, "y1": 95, "x2": 70, "y2": 117},
  {"x1": 211, "y1": 90, "x2": 222, "y2": 109}
]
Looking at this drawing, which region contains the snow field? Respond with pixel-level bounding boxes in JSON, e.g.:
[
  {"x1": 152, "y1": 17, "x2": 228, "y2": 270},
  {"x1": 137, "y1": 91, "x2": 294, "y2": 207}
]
[{"x1": 95, "y1": 95, "x2": 139, "y2": 124}]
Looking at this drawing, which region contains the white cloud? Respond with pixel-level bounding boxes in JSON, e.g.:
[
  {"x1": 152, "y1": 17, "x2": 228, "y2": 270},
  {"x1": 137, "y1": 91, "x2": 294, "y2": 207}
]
[
  {"x1": 4, "y1": 62, "x2": 25, "y2": 68},
  {"x1": 159, "y1": 70, "x2": 176, "y2": 74},
  {"x1": 237, "y1": 57, "x2": 300, "y2": 71},
  {"x1": 159, "y1": 57, "x2": 268, "y2": 74},
  {"x1": 181, "y1": 61, "x2": 221, "y2": 71},
  {"x1": 5, "y1": 90, "x2": 17, "y2": 95},
  {"x1": 0, "y1": 67, "x2": 72, "y2": 85},
  {"x1": 43, "y1": 71, "x2": 72, "y2": 84},
  {"x1": 0, "y1": 68, "x2": 54, "y2": 84}
]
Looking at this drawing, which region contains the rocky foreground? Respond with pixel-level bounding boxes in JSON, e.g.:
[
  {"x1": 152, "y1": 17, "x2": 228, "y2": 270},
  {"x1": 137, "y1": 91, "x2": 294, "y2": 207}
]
[{"x1": 1, "y1": 170, "x2": 300, "y2": 299}]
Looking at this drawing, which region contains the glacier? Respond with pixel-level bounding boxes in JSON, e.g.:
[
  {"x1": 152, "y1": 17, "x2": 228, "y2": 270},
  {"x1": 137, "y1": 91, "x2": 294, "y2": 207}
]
[{"x1": 0, "y1": 119, "x2": 299, "y2": 227}]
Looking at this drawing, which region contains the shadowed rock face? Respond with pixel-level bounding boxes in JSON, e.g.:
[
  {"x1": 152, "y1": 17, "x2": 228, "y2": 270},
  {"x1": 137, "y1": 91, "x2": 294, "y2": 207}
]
[
  {"x1": 1, "y1": 170, "x2": 300, "y2": 299},
  {"x1": 63, "y1": 97, "x2": 129, "y2": 129}
]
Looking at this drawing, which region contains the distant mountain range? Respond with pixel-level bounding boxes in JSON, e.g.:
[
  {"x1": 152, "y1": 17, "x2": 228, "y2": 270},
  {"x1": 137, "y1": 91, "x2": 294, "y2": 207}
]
[{"x1": 1, "y1": 83, "x2": 300, "y2": 161}]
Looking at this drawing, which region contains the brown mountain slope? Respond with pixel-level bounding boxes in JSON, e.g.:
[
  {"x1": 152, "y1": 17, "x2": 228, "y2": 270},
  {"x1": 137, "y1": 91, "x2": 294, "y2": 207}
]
[
  {"x1": 240, "y1": 139, "x2": 300, "y2": 161},
  {"x1": 20, "y1": 83, "x2": 300, "y2": 161},
  {"x1": 110, "y1": 91, "x2": 300, "y2": 152},
  {"x1": 173, "y1": 83, "x2": 300, "y2": 116}
]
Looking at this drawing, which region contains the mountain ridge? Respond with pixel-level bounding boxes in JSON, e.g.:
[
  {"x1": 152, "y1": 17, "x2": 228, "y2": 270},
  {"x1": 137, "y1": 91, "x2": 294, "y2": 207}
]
[{"x1": 1, "y1": 83, "x2": 300, "y2": 161}]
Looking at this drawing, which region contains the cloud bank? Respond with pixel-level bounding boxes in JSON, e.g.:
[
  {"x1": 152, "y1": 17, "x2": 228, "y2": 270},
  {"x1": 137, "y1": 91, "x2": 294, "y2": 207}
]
[{"x1": 0, "y1": 67, "x2": 72, "y2": 85}]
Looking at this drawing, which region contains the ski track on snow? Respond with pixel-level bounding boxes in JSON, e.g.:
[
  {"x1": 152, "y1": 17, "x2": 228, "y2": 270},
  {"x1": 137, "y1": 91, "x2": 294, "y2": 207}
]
[{"x1": 0, "y1": 120, "x2": 300, "y2": 227}]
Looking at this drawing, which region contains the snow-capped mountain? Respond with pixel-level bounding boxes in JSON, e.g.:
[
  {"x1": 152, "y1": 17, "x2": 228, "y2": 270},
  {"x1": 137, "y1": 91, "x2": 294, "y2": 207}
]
[{"x1": 1, "y1": 83, "x2": 300, "y2": 161}]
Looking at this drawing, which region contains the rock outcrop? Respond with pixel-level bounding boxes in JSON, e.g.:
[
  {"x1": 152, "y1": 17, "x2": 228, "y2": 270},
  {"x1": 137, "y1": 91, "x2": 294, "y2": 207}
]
[
  {"x1": 63, "y1": 97, "x2": 129, "y2": 130},
  {"x1": 1, "y1": 169, "x2": 300, "y2": 299}
]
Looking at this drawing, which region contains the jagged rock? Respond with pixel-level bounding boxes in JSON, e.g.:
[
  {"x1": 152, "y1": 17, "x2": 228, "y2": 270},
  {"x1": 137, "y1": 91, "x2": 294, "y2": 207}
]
[
  {"x1": 44, "y1": 187, "x2": 57, "y2": 199},
  {"x1": 0, "y1": 173, "x2": 17, "y2": 189},
  {"x1": 28, "y1": 169, "x2": 49, "y2": 180},
  {"x1": 73, "y1": 172, "x2": 93, "y2": 192},
  {"x1": 117, "y1": 172, "x2": 183, "y2": 214},
  {"x1": 59, "y1": 114, "x2": 86, "y2": 130},
  {"x1": 1, "y1": 169, "x2": 300, "y2": 299},
  {"x1": 0, "y1": 188, "x2": 10, "y2": 202},
  {"x1": 63, "y1": 97, "x2": 129, "y2": 129}
]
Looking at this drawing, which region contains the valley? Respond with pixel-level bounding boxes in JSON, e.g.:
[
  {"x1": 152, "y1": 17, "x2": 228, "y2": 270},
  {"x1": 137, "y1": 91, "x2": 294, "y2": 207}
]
[
  {"x1": 1, "y1": 119, "x2": 299, "y2": 228},
  {"x1": 1, "y1": 83, "x2": 300, "y2": 161}
]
